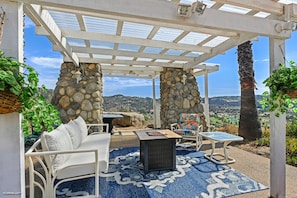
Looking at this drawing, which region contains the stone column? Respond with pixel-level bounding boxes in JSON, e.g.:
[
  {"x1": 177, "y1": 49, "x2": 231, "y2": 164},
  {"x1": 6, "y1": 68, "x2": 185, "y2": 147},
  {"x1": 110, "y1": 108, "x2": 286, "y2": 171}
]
[
  {"x1": 51, "y1": 62, "x2": 103, "y2": 124},
  {"x1": 160, "y1": 68, "x2": 207, "y2": 130}
]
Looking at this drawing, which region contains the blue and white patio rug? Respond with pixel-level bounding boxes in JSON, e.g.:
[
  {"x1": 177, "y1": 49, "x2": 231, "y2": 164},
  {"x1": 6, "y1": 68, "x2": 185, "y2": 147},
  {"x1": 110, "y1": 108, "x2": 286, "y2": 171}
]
[{"x1": 56, "y1": 147, "x2": 268, "y2": 198}]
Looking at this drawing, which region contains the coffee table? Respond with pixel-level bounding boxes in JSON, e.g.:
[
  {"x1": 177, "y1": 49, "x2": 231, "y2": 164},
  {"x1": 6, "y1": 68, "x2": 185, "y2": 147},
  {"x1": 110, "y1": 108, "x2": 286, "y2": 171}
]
[
  {"x1": 199, "y1": 131, "x2": 243, "y2": 164},
  {"x1": 134, "y1": 129, "x2": 182, "y2": 173}
]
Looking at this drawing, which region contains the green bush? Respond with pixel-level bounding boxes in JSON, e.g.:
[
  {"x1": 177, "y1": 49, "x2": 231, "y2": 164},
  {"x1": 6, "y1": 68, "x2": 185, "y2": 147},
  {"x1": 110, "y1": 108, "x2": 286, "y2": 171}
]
[
  {"x1": 286, "y1": 138, "x2": 297, "y2": 166},
  {"x1": 286, "y1": 120, "x2": 297, "y2": 137},
  {"x1": 252, "y1": 131, "x2": 270, "y2": 147}
]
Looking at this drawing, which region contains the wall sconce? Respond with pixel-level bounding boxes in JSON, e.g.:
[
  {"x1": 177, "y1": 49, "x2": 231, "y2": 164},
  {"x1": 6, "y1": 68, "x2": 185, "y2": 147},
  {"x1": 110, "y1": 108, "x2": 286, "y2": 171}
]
[
  {"x1": 73, "y1": 70, "x2": 82, "y2": 83},
  {"x1": 182, "y1": 74, "x2": 187, "y2": 85},
  {"x1": 177, "y1": 1, "x2": 207, "y2": 18},
  {"x1": 193, "y1": 1, "x2": 207, "y2": 15},
  {"x1": 177, "y1": 3, "x2": 193, "y2": 17}
]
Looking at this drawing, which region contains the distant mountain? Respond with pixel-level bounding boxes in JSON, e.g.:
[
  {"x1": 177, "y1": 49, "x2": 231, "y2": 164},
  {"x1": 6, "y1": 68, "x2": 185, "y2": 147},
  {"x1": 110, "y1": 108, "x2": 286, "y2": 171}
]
[
  {"x1": 45, "y1": 89, "x2": 264, "y2": 114},
  {"x1": 103, "y1": 94, "x2": 157, "y2": 114},
  {"x1": 204, "y1": 95, "x2": 263, "y2": 107}
]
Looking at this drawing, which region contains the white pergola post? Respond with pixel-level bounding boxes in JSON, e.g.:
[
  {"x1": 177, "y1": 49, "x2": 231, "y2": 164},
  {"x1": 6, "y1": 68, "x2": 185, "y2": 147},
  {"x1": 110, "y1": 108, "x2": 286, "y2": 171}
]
[
  {"x1": 204, "y1": 72, "x2": 210, "y2": 131},
  {"x1": 152, "y1": 78, "x2": 157, "y2": 128},
  {"x1": 269, "y1": 38, "x2": 286, "y2": 198},
  {"x1": 0, "y1": 1, "x2": 25, "y2": 197}
]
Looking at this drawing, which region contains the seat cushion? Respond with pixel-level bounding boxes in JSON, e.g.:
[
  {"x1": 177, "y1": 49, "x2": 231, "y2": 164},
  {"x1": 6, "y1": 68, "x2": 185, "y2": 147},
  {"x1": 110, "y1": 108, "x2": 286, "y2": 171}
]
[
  {"x1": 179, "y1": 113, "x2": 201, "y2": 130},
  {"x1": 73, "y1": 116, "x2": 88, "y2": 139},
  {"x1": 56, "y1": 133, "x2": 111, "y2": 179},
  {"x1": 174, "y1": 128, "x2": 196, "y2": 136},
  {"x1": 65, "y1": 120, "x2": 82, "y2": 149},
  {"x1": 40, "y1": 124, "x2": 73, "y2": 170}
]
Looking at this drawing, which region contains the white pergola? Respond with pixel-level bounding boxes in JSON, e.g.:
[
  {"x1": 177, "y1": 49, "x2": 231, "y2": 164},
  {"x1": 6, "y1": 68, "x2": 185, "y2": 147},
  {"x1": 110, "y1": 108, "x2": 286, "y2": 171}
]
[{"x1": 1, "y1": 0, "x2": 297, "y2": 197}]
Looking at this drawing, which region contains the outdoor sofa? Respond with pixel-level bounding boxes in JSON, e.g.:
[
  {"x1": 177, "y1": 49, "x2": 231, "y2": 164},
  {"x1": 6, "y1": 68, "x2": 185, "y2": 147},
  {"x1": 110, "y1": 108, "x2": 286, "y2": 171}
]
[{"x1": 25, "y1": 116, "x2": 110, "y2": 198}]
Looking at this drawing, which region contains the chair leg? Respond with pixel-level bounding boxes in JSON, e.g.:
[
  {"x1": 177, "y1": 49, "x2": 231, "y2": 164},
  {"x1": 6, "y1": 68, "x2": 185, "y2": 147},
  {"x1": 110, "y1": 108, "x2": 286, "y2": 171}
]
[{"x1": 196, "y1": 135, "x2": 203, "y2": 151}]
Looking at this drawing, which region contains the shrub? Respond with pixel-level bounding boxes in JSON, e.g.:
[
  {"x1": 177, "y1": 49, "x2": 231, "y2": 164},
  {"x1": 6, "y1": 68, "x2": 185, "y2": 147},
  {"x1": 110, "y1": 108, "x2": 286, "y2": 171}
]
[
  {"x1": 286, "y1": 138, "x2": 297, "y2": 166},
  {"x1": 286, "y1": 120, "x2": 297, "y2": 137},
  {"x1": 252, "y1": 131, "x2": 270, "y2": 147}
]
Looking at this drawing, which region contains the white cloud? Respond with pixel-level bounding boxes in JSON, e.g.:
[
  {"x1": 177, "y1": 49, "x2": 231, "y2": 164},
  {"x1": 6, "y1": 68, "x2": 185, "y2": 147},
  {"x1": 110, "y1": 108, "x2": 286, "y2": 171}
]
[
  {"x1": 254, "y1": 58, "x2": 269, "y2": 63},
  {"x1": 30, "y1": 57, "x2": 63, "y2": 69},
  {"x1": 24, "y1": 16, "x2": 35, "y2": 29},
  {"x1": 39, "y1": 78, "x2": 58, "y2": 89},
  {"x1": 103, "y1": 77, "x2": 154, "y2": 91}
]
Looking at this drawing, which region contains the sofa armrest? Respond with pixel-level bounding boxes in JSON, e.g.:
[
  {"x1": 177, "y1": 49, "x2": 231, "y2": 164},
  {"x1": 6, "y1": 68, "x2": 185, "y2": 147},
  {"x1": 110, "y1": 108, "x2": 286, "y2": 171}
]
[
  {"x1": 26, "y1": 148, "x2": 98, "y2": 157},
  {"x1": 26, "y1": 148, "x2": 99, "y2": 177},
  {"x1": 170, "y1": 123, "x2": 179, "y2": 131},
  {"x1": 87, "y1": 123, "x2": 109, "y2": 134}
]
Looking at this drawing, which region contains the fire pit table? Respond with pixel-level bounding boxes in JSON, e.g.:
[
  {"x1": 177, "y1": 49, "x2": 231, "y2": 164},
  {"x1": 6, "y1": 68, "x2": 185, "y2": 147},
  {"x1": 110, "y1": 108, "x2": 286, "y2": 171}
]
[{"x1": 134, "y1": 129, "x2": 182, "y2": 174}]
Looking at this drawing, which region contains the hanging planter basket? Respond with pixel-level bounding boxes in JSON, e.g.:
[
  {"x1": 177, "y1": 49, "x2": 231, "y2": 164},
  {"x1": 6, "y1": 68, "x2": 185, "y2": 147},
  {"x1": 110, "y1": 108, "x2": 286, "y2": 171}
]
[
  {"x1": 286, "y1": 90, "x2": 297, "y2": 98},
  {"x1": 0, "y1": 90, "x2": 22, "y2": 114}
]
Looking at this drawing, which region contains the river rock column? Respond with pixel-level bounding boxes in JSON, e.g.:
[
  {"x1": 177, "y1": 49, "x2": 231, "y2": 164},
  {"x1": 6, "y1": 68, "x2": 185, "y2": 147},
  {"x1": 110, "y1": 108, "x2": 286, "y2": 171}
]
[
  {"x1": 51, "y1": 62, "x2": 103, "y2": 124},
  {"x1": 160, "y1": 68, "x2": 207, "y2": 130}
]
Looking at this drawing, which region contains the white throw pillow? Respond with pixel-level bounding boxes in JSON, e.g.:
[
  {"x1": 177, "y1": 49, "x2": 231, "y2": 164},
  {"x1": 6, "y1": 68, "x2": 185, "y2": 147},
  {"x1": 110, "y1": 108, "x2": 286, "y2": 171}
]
[
  {"x1": 65, "y1": 120, "x2": 82, "y2": 149},
  {"x1": 40, "y1": 124, "x2": 73, "y2": 170},
  {"x1": 73, "y1": 116, "x2": 88, "y2": 139}
]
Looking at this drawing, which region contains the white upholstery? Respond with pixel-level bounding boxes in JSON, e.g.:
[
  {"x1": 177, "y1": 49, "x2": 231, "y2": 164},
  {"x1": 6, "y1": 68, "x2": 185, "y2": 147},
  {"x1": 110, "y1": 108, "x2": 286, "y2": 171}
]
[
  {"x1": 73, "y1": 116, "x2": 88, "y2": 139},
  {"x1": 56, "y1": 133, "x2": 110, "y2": 179},
  {"x1": 26, "y1": 117, "x2": 110, "y2": 198},
  {"x1": 65, "y1": 120, "x2": 82, "y2": 149},
  {"x1": 40, "y1": 124, "x2": 73, "y2": 170}
]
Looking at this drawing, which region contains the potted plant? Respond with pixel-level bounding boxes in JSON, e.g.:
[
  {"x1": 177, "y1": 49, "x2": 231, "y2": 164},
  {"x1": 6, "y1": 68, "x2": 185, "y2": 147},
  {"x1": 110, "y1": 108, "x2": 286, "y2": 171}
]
[
  {"x1": 0, "y1": 50, "x2": 61, "y2": 136},
  {"x1": 260, "y1": 60, "x2": 297, "y2": 117}
]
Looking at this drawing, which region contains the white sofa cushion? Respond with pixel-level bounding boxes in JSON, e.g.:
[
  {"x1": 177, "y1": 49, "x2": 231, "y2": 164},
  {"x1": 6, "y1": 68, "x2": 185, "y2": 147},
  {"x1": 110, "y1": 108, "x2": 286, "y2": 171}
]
[
  {"x1": 65, "y1": 120, "x2": 82, "y2": 149},
  {"x1": 73, "y1": 116, "x2": 88, "y2": 139},
  {"x1": 56, "y1": 133, "x2": 111, "y2": 179},
  {"x1": 40, "y1": 124, "x2": 73, "y2": 170}
]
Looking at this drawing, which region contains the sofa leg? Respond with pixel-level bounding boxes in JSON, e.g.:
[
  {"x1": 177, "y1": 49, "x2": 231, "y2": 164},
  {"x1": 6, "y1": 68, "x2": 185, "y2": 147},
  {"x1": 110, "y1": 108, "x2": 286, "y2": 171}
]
[{"x1": 95, "y1": 175, "x2": 99, "y2": 197}]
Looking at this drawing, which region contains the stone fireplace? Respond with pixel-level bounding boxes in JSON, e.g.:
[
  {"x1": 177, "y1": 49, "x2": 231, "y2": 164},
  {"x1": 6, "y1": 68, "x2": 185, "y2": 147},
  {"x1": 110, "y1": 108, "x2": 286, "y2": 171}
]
[
  {"x1": 51, "y1": 62, "x2": 103, "y2": 124},
  {"x1": 160, "y1": 68, "x2": 207, "y2": 130}
]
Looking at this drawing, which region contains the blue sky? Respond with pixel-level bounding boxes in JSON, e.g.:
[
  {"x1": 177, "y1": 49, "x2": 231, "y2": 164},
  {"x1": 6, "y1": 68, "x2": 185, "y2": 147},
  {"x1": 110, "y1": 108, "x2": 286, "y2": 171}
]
[{"x1": 23, "y1": 17, "x2": 297, "y2": 99}]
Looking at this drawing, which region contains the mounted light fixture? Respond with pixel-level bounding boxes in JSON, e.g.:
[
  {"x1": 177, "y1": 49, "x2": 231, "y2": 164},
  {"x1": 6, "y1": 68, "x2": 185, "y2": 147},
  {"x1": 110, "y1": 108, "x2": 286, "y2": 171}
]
[
  {"x1": 177, "y1": 3, "x2": 193, "y2": 17},
  {"x1": 177, "y1": 1, "x2": 207, "y2": 18},
  {"x1": 193, "y1": 1, "x2": 207, "y2": 15},
  {"x1": 73, "y1": 70, "x2": 82, "y2": 83},
  {"x1": 182, "y1": 74, "x2": 187, "y2": 85}
]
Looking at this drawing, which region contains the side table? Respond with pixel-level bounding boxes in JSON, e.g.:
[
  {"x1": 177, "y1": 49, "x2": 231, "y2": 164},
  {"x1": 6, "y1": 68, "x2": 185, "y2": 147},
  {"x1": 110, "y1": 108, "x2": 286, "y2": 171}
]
[{"x1": 199, "y1": 131, "x2": 243, "y2": 164}]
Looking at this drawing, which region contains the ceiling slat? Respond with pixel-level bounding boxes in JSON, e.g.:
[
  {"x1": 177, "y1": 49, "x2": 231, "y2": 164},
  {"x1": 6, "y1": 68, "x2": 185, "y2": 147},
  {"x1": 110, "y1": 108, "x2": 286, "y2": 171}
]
[{"x1": 61, "y1": 29, "x2": 212, "y2": 53}]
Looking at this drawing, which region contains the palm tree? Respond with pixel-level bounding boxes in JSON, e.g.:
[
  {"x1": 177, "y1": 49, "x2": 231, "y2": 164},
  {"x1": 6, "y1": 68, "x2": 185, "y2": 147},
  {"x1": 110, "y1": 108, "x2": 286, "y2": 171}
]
[{"x1": 237, "y1": 41, "x2": 262, "y2": 140}]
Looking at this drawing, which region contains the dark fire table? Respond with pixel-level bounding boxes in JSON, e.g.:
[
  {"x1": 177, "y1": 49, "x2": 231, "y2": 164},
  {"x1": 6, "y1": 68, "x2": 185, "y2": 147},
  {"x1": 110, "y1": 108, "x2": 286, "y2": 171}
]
[{"x1": 134, "y1": 129, "x2": 182, "y2": 174}]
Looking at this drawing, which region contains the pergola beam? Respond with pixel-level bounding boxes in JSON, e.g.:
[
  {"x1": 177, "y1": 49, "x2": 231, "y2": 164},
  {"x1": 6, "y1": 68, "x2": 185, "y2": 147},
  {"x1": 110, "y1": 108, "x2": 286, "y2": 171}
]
[
  {"x1": 212, "y1": 0, "x2": 284, "y2": 15},
  {"x1": 61, "y1": 29, "x2": 212, "y2": 53},
  {"x1": 184, "y1": 33, "x2": 258, "y2": 69},
  {"x1": 78, "y1": 57, "x2": 184, "y2": 68},
  {"x1": 70, "y1": 46, "x2": 196, "y2": 62},
  {"x1": 101, "y1": 65, "x2": 163, "y2": 72},
  {"x1": 24, "y1": 4, "x2": 79, "y2": 66},
  {"x1": 16, "y1": 0, "x2": 290, "y2": 38}
]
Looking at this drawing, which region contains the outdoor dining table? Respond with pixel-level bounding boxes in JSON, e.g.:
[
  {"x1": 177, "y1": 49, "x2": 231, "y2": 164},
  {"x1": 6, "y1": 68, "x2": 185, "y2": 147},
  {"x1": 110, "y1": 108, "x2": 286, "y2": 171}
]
[
  {"x1": 102, "y1": 113, "x2": 123, "y2": 134},
  {"x1": 199, "y1": 131, "x2": 243, "y2": 164}
]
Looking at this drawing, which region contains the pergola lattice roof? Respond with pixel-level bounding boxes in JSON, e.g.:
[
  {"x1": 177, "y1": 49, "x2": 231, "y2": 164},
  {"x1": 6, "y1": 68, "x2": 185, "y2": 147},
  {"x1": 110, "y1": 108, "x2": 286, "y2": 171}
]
[{"x1": 21, "y1": 0, "x2": 297, "y2": 78}]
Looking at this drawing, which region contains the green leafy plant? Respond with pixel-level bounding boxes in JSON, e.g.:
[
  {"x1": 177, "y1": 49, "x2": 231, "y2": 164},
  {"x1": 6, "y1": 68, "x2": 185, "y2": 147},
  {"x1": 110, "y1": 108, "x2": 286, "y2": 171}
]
[
  {"x1": 0, "y1": 50, "x2": 61, "y2": 136},
  {"x1": 259, "y1": 61, "x2": 297, "y2": 117}
]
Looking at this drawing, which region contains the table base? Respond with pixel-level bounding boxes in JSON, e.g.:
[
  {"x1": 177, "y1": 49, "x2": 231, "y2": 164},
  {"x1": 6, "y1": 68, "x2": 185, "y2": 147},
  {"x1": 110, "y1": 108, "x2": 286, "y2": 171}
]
[
  {"x1": 205, "y1": 141, "x2": 236, "y2": 164},
  {"x1": 140, "y1": 139, "x2": 176, "y2": 173}
]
